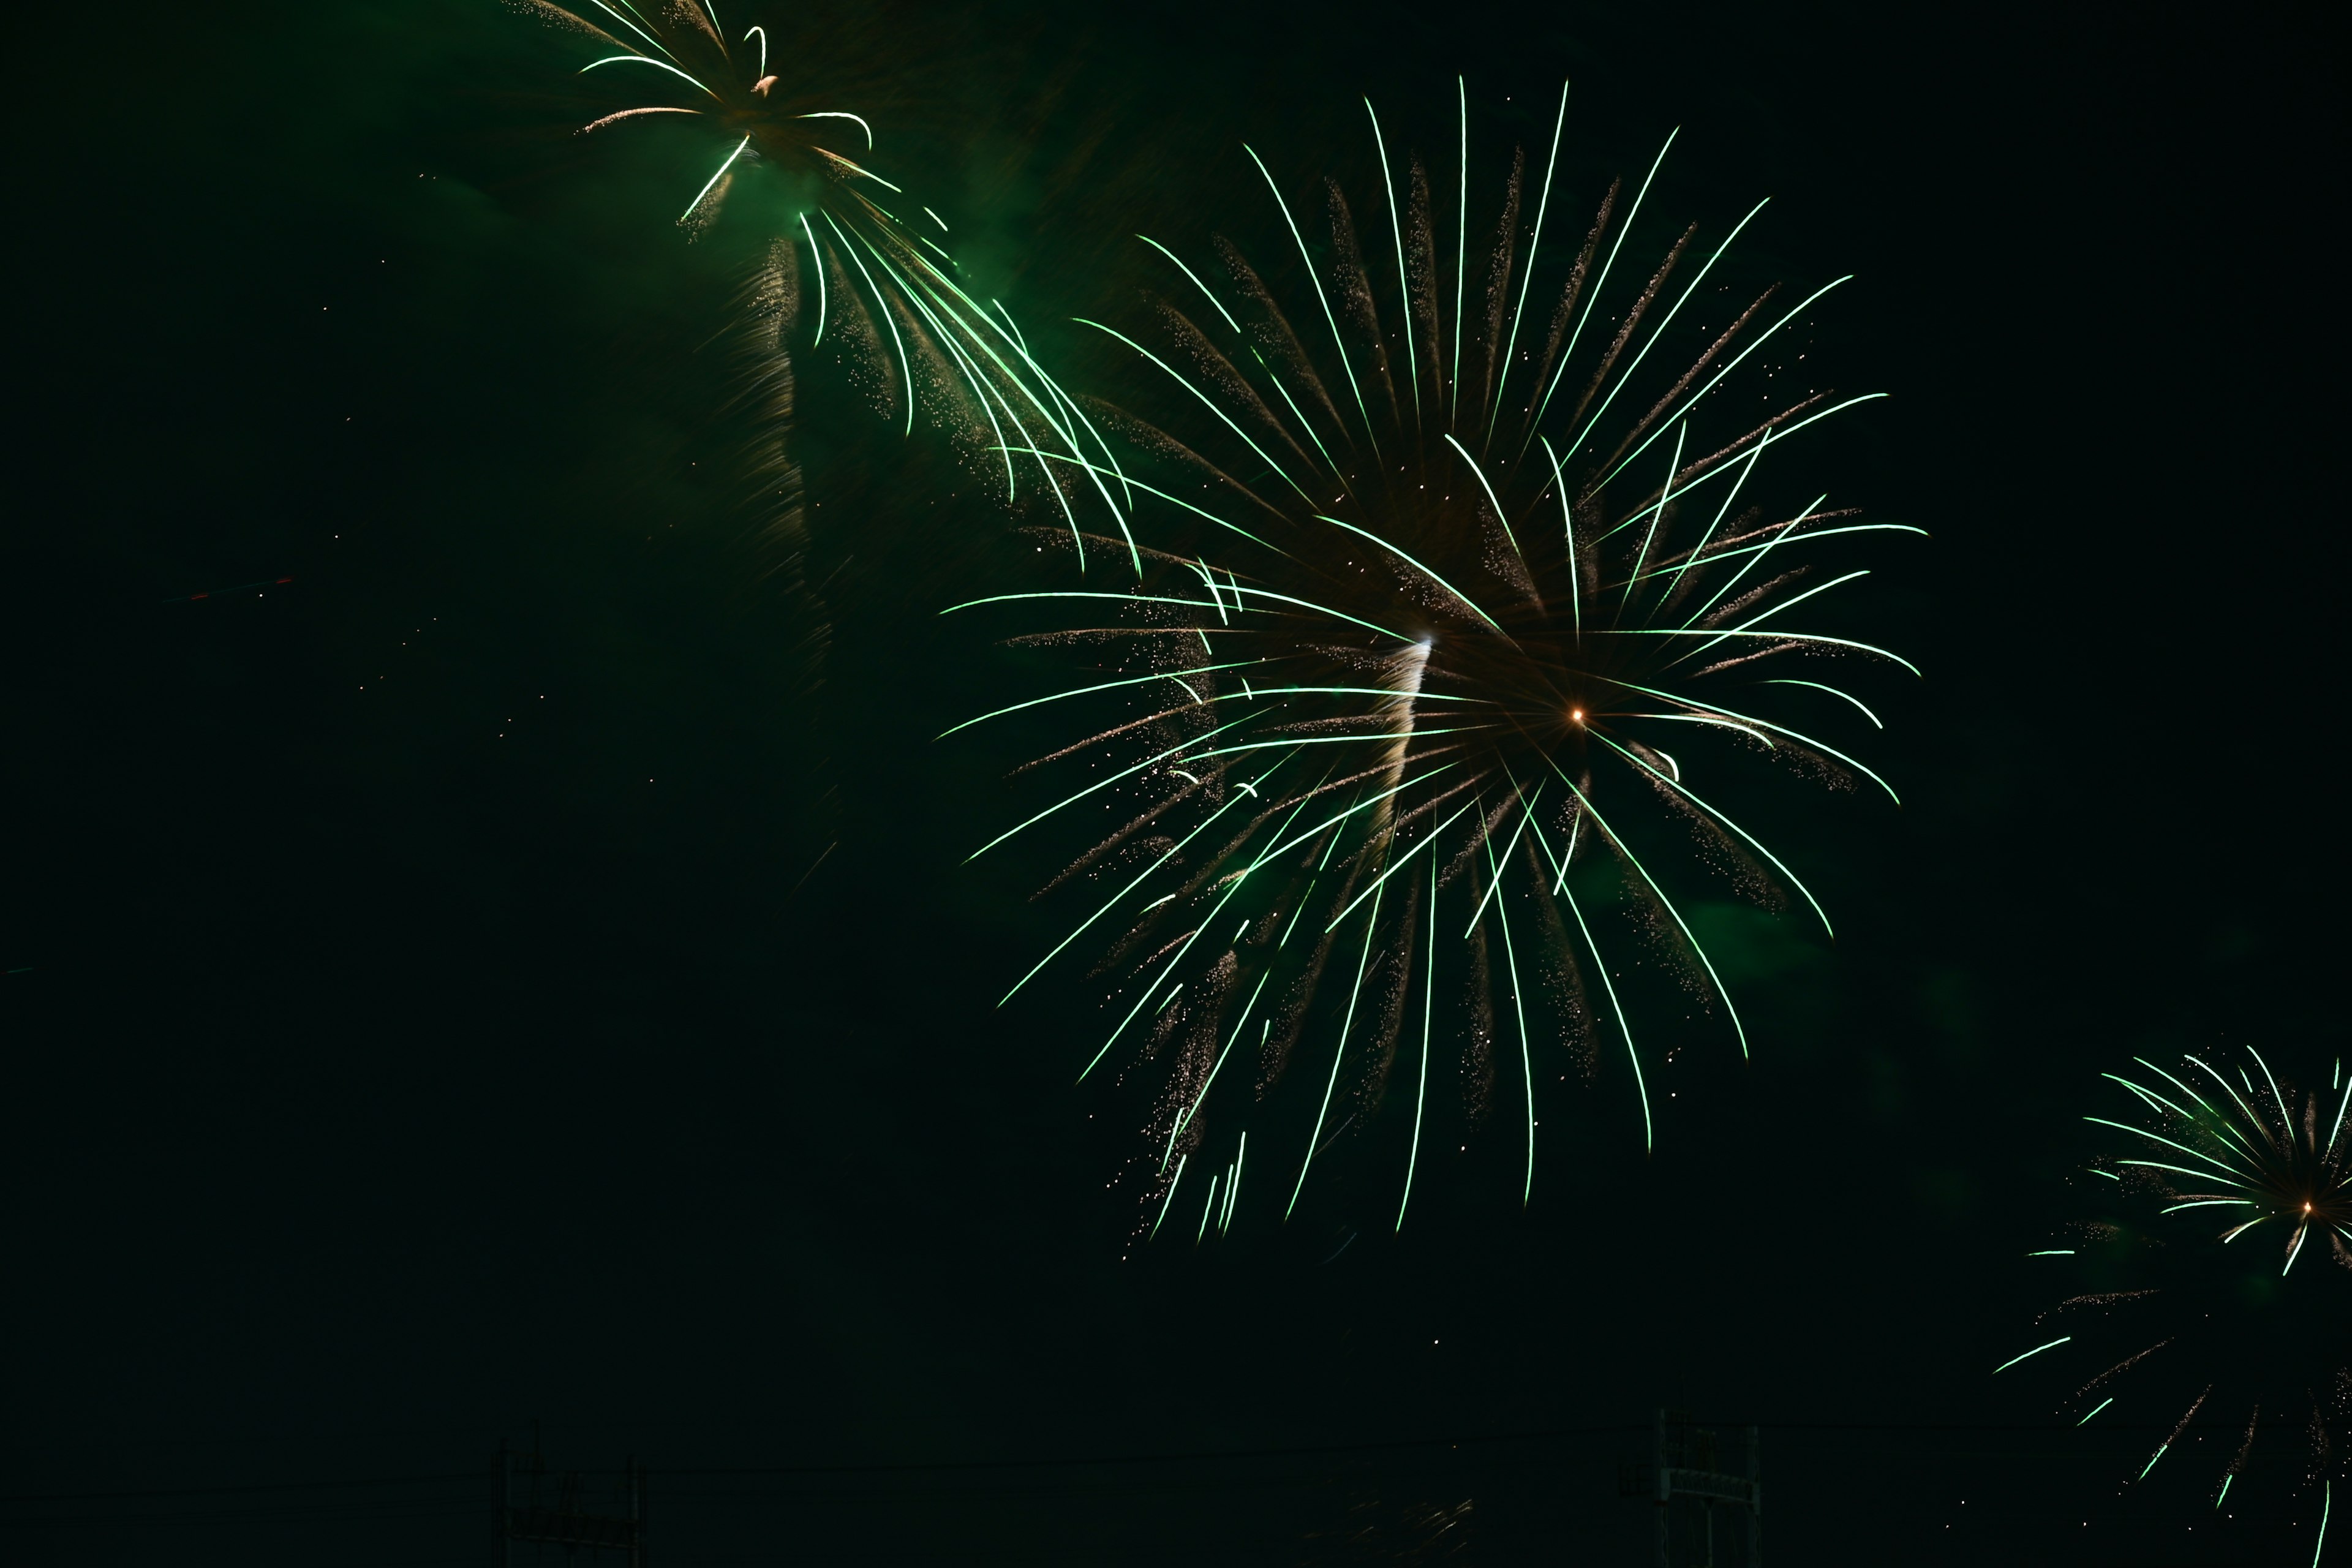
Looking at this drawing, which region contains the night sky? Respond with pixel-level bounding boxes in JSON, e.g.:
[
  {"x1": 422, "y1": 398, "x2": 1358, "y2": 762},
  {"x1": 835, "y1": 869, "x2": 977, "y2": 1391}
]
[{"x1": 6, "y1": 1, "x2": 2343, "y2": 1563}]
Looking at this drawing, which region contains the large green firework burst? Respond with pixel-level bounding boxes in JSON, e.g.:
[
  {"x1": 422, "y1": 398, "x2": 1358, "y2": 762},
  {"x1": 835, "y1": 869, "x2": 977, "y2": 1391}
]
[{"x1": 949, "y1": 83, "x2": 1918, "y2": 1237}]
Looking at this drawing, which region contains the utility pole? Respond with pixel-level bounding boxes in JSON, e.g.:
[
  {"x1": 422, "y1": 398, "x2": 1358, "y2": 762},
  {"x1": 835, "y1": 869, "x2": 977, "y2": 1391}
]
[
  {"x1": 494, "y1": 1430, "x2": 644, "y2": 1567},
  {"x1": 1618, "y1": 1408, "x2": 1761, "y2": 1567}
]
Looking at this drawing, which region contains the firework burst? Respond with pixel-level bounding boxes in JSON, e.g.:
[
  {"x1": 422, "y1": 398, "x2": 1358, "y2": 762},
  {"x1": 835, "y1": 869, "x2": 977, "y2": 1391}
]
[
  {"x1": 512, "y1": 0, "x2": 1122, "y2": 528},
  {"x1": 1999, "y1": 1047, "x2": 2350, "y2": 1534},
  {"x1": 948, "y1": 83, "x2": 1919, "y2": 1234}
]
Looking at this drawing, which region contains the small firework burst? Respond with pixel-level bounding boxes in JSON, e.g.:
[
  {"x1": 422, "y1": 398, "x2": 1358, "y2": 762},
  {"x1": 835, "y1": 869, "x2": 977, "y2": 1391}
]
[
  {"x1": 513, "y1": 0, "x2": 1121, "y2": 522},
  {"x1": 2001, "y1": 1047, "x2": 2350, "y2": 1531}
]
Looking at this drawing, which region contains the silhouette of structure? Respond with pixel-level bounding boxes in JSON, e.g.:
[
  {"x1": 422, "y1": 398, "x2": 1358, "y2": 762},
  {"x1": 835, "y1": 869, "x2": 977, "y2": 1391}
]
[
  {"x1": 1619, "y1": 1409, "x2": 1761, "y2": 1567},
  {"x1": 494, "y1": 1431, "x2": 644, "y2": 1566}
]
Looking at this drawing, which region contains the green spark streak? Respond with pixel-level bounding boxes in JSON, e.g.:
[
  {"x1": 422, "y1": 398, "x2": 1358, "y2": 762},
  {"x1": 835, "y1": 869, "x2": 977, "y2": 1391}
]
[
  {"x1": 854, "y1": 243, "x2": 1118, "y2": 544},
  {"x1": 1605, "y1": 625, "x2": 1920, "y2": 676},
  {"x1": 2120, "y1": 1165, "x2": 2253, "y2": 1209},
  {"x1": 1616, "y1": 712, "x2": 1776, "y2": 748},
  {"x1": 1256, "y1": 761, "x2": 1468, "y2": 888},
  {"x1": 797, "y1": 216, "x2": 828, "y2": 345},
  {"x1": 1221, "y1": 583, "x2": 1423, "y2": 645},
  {"x1": 1190, "y1": 562, "x2": 1231, "y2": 624},
  {"x1": 1325, "y1": 798, "x2": 1480, "y2": 932},
  {"x1": 1174, "y1": 970, "x2": 1273, "y2": 1146},
  {"x1": 1077, "y1": 319, "x2": 1315, "y2": 505},
  {"x1": 977, "y1": 303, "x2": 1136, "y2": 519},
  {"x1": 1483, "y1": 807, "x2": 1537, "y2": 1204},
  {"x1": 1086, "y1": 775, "x2": 1339, "y2": 1086},
  {"x1": 1464, "y1": 786, "x2": 1542, "y2": 934},
  {"x1": 2249, "y1": 1046, "x2": 2290, "y2": 1130},
  {"x1": 1136, "y1": 235, "x2": 1242, "y2": 333},
  {"x1": 2328, "y1": 1069, "x2": 2352, "y2": 1162},
  {"x1": 2216, "y1": 1474, "x2": 2232, "y2": 1508},
  {"x1": 2027, "y1": 1249, "x2": 2076, "y2": 1256},
  {"x1": 1396, "y1": 853, "x2": 1437, "y2": 1232},
  {"x1": 743, "y1": 23, "x2": 764, "y2": 77},
  {"x1": 2082, "y1": 1115, "x2": 2247, "y2": 1186},
  {"x1": 1684, "y1": 568, "x2": 1875, "y2": 659},
  {"x1": 1257, "y1": 354, "x2": 1354, "y2": 489},
  {"x1": 1212, "y1": 685, "x2": 1493, "y2": 707},
  {"x1": 2312, "y1": 1482, "x2": 2331, "y2": 1568},
  {"x1": 2122, "y1": 1062, "x2": 2266, "y2": 1171},
  {"x1": 1196, "y1": 1172, "x2": 1219, "y2": 1245},
  {"x1": 1527, "y1": 129, "x2": 1678, "y2": 437},
  {"x1": 872, "y1": 260, "x2": 1025, "y2": 504},
  {"x1": 582, "y1": 53, "x2": 723, "y2": 97},
  {"x1": 1543, "y1": 744, "x2": 1749, "y2": 1058},
  {"x1": 1440, "y1": 434, "x2": 1525, "y2": 562},
  {"x1": 1451, "y1": 77, "x2": 1467, "y2": 424},
  {"x1": 1672, "y1": 490, "x2": 1821, "y2": 624},
  {"x1": 1095, "y1": 876, "x2": 1250, "y2": 1085},
  {"x1": 965, "y1": 714, "x2": 1259, "y2": 862},
  {"x1": 810, "y1": 148, "x2": 902, "y2": 192},
  {"x1": 795, "y1": 111, "x2": 873, "y2": 149},
  {"x1": 938, "y1": 658, "x2": 1270, "y2": 736},
  {"x1": 1560, "y1": 199, "x2": 1771, "y2": 461},
  {"x1": 999, "y1": 763, "x2": 1286, "y2": 1005},
  {"x1": 1365, "y1": 99, "x2": 1419, "y2": 427},
  {"x1": 1531, "y1": 813, "x2": 1651, "y2": 1148},
  {"x1": 1149, "y1": 1154, "x2": 1187, "y2": 1239},
  {"x1": 1624, "y1": 524, "x2": 1932, "y2": 589},
  {"x1": 1605, "y1": 679, "x2": 1904, "y2": 806},
  {"x1": 1597, "y1": 438, "x2": 1712, "y2": 547},
  {"x1": 2182, "y1": 1055, "x2": 2274, "y2": 1153},
  {"x1": 1491, "y1": 80, "x2": 1569, "y2": 435},
  {"x1": 1315, "y1": 512, "x2": 1503, "y2": 631},
  {"x1": 2077, "y1": 1398, "x2": 2113, "y2": 1426},
  {"x1": 1227, "y1": 1133, "x2": 1246, "y2": 1229},
  {"x1": 819, "y1": 213, "x2": 913, "y2": 437},
  {"x1": 1540, "y1": 437, "x2": 1581, "y2": 638},
  {"x1": 1762, "y1": 679, "x2": 1884, "y2": 729},
  {"x1": 897, "y1": 244, "x2": 1102, "y2": 478},
  {"x1": 940, "y1": 590, "x2": 1213, "y2": 615},
  {"x1": 585, "y1": 2, "x2": 679, "y2": 62},
  {"x1": 1592, "y1": 276, "x2": 1855, "y2": 486},
  {"x1": 1189, "y1": 727, "x2": 1493, "y2": 765},
  {"x1": 678, "y1": 135, "x2": 750, "y2": 222},
  {"x1": 1247, "y1": 145, "x2": 1381, "y2": 458},
  {"x1": 1992, "y1": 1336, "x2": 2070, "y2": 1374},
  {"x1": 1589, "y1": 728, "x2": 1833, "y2": 937},
  {"x1": 1290, "y1": 882, "x2": 1385, "y2": 1218},
  {"x1": 1659, "y1": 429, "x2": 1771, "y2": 606},
  {"x1": 2139, "y1": 1444, "x2": 2169, "y2": 1480},
  {"x1": 1626, "y1": 424, "x2": 1686, "y2": 597}
]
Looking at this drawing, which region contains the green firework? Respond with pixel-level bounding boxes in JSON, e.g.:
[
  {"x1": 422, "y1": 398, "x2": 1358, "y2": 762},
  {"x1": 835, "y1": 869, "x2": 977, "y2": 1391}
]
[
  {"x1": 947, "y1": 83, "x2": 1918, "y2": 1237},
  {"x1": 2000, "y1": 1047, "x2": 2349, "y2": 1539},
  {"x1": 513, "y1": 0, "x2": 1122, "y2": 530}
]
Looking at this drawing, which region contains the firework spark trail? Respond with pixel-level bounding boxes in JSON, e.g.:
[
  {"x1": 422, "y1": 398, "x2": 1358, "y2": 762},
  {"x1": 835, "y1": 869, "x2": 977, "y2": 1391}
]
[
  {"x1": 951, "y1": 83, "x2": 1920, "y2": 1232},
  {"x1": 2011, "y1": 1047, "x2": 2351, "y2": 1534}
]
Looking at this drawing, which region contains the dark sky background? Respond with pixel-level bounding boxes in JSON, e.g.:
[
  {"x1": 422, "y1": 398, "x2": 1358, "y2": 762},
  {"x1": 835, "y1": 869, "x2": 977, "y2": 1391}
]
[{"x1": 4, "y1": 1, "x2": 2343, "y2": 1562}]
